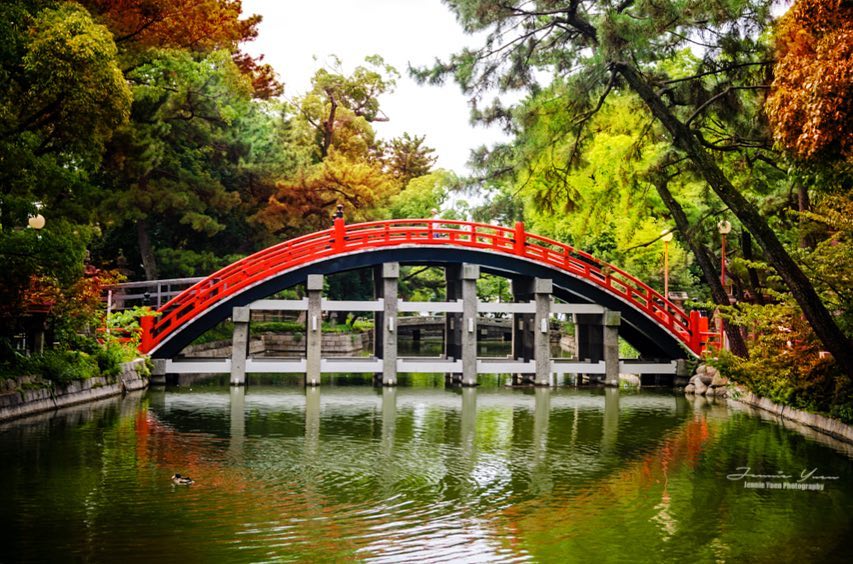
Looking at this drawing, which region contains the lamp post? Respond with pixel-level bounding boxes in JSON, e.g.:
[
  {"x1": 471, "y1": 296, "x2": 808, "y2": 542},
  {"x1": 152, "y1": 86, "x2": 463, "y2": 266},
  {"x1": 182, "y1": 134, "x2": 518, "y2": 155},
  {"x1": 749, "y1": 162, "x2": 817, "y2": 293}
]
[
  {"x1": 717, "y1": 220, "x2": 731, "y2": 294},
  {"x1": 717, "y1": 219, "x2": 732, "y2": 350},
  {"x1": 661, "y1": 229, "x2": 674, "y2": 299}
]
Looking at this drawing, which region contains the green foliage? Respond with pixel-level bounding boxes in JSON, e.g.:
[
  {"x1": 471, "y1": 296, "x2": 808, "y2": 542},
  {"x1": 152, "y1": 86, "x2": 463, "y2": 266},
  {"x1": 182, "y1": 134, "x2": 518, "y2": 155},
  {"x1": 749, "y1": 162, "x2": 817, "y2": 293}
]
[
  {"x1": 385, "y1": 133, "x2": 438, "y2": 183},
  {"x1": 711, "y1": 299, "x2": 852, "y2": 423},
  {"x1": 477, "y1": 274, "x2": 512, "y2": 306},
  {"x1": 94, "y1": 342, "x2": 125, "y2": 378},
  {"x1": 470, "y1": 92, "x2": 703, "y2": 296},
  {"x1": 388, "y1": 170, "x2": 456, "y2": 219},
  {"x1": 21, "y1": 3, "x2": 131, "y2": 159},
  {"x1": 106, "y1": 306, "x2": 159, "y2": 350},
  {"x1": 399, "y1": 266, "x2": 446, "y2": 302},
  {"x1": 155, "y1": 249, "x2": 245, "y2": 279},
  {"x1": 27, "y1": 349, "x2": 99, "y2": 385}
]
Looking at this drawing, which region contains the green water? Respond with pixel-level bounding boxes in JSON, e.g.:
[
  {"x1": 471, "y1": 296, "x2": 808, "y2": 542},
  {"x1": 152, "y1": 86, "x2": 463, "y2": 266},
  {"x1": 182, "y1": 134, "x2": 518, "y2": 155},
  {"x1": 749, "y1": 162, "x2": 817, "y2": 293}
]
[{"x1": 1, "y1": 378, "x2": 851, "y2": 563}]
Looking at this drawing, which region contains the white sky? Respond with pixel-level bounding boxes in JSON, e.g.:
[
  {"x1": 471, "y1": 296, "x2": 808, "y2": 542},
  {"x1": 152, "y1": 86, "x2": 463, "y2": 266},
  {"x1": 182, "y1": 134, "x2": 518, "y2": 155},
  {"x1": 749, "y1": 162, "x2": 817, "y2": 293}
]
[{"x1": 241, "y1": 0, "x2": 508, "y2": 174}]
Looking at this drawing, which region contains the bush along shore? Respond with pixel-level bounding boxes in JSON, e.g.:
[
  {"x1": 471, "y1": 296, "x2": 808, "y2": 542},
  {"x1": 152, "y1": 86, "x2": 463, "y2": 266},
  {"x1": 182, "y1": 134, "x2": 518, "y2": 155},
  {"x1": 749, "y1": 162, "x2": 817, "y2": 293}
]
[
  {"x1": 685, "y1": 363, "x2": 853, "y2": 445},
  {"x1": 0, "y1": 358, "x2": 149, "y2": 422}
]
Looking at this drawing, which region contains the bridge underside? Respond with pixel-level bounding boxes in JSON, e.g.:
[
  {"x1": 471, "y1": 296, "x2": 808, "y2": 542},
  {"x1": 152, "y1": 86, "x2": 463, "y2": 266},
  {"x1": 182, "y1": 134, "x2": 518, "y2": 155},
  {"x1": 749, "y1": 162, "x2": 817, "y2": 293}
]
[{"x1": 151, "y1": 247, "x2": 690, "y2": 360}]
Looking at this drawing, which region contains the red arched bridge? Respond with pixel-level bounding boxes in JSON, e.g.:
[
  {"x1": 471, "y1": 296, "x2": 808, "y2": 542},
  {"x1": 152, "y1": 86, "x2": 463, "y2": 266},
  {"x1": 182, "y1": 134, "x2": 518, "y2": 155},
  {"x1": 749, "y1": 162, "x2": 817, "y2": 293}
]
[{"x1": 139, "y1": 219, "x2": 717, "y2": 366}]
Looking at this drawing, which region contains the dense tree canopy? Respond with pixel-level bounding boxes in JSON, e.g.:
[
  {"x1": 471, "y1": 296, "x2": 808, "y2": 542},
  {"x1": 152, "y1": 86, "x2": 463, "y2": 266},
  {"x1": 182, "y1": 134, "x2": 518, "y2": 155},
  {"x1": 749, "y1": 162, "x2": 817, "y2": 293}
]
[
  {"x1": 0, "y1": 0, "x2": 445, "y2": 360},
  {"x1": 417, "y1": 0, "x2": 851, "y2": 374}
]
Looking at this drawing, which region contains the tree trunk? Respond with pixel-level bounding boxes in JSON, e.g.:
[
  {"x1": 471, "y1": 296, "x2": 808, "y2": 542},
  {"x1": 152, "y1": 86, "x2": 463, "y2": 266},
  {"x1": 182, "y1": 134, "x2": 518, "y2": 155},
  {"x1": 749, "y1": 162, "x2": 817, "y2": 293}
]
[
  {"x1": 797, "y1": 183, "x2": 816, "y2": 249},
  {"x1": 742, "y1": 231, "x2": 765, "y2": 305},
  {"x1": 653, "y1": 177, "x2": 749, "y2": 357},
  {"x1": 321, "y1": 92, "x2": 338, "y2": 159},
  {"x1": 616, "y1": 62, "x2": 852, "y2": 375},
  {"x1": 136, "y1": 218, "x2": 158, "y2": 281}
]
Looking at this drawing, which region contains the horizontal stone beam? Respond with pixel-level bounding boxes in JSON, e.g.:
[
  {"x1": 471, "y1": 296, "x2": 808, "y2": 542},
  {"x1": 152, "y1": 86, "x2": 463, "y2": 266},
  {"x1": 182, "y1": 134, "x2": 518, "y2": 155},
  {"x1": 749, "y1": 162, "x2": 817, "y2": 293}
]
[
  {"x1": 478, "y1": 302, "x2": 536, "y2": 314},
  {"x1": 249, "y1": 299, "x2": 309, "y2": 311},
  {"x1": 550, "y1": 303, "x2": 607, "y2": 314},
  {"x1": 398, "y1": 300, "x2": 464, "y2": 313},
  {"x1": 321, "y1": 299, "x2": 384, "y2": 311}
]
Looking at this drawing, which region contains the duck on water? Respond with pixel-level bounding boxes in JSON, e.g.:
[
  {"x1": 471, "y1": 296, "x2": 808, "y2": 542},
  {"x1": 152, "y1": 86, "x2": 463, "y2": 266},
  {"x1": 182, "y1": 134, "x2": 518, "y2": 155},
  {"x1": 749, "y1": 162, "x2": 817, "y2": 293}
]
[{"x1": 171, "y1": 473, "x2": 194, "y2": 485}]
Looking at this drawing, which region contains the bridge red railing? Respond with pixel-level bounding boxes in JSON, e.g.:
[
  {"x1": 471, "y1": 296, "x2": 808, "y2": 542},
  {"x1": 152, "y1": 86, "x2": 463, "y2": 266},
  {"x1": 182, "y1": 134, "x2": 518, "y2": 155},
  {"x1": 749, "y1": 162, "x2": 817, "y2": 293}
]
[{"x1": 140, "y1": 219, "x2": 713, "y2": 355}]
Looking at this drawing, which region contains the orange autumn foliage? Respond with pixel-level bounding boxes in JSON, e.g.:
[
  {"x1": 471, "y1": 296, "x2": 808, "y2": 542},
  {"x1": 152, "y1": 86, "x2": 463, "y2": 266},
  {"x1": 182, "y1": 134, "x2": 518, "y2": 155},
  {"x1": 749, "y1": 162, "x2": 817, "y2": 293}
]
[
  {"x1": 80, "y1": 1, "x2": 282, "y2": 99},
  {"x1": 82, "y1": 0, "x2": 259, "y2": 51},
  {"x1": 766, "y1": 0, "x2": 853, "y2": 161}
]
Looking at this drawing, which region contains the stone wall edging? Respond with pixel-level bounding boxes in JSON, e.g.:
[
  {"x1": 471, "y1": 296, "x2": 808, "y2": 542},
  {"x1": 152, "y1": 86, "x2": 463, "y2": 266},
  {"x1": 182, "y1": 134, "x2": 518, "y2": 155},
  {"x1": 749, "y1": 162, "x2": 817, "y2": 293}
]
[
  {"x1": 728, "y1": 385, "x2": 853, "y2": 445},
  {"x1": 0, "y1": 359, "x2": 149, "y2": 423}
]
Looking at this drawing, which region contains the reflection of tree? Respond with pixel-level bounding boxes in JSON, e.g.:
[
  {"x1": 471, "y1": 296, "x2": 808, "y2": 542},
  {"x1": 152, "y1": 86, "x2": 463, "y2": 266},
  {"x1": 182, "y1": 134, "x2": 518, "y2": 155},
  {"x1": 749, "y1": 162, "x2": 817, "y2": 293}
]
[{"x1": 485, "y1": 416, "x2": 716, "y2": 560}]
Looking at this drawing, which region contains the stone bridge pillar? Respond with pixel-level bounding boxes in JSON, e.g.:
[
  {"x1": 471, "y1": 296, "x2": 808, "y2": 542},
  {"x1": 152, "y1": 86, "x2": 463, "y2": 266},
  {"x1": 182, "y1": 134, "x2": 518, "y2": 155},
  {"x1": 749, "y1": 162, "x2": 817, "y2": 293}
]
[
  {"x1": 511, "y1": 276, "x2": 535, "y2": 384},
  {"x1": 374, "y1": 263, "x2": 399, "y2": 386},
  {"x1": 306, "y1": 274, "x2": 323, "y2": 386},
  {"x1": 230, "y1": 306, "x2": 250, "y2": 386},
  {"x1": 603, "y1": 310, "x2": 621, "y2": 387},
  {"x1": 512, "y1": 277, "x2": 552, "y2": 385},
  {"x1": 444, "y1": 264, "x2": 462, "y2": 366},
  {"x1": 533, "y1": 278, "x2": 553, "y2": 386},
  {"x1": 575, "y1": 309, "x2": 621, "y2": 386},
  {"x1": 460, "y1": 264, "x2": 479, "y2": 386},
  {"x1": 445, "y1": 264, "x2": 478, "y2": 386}
]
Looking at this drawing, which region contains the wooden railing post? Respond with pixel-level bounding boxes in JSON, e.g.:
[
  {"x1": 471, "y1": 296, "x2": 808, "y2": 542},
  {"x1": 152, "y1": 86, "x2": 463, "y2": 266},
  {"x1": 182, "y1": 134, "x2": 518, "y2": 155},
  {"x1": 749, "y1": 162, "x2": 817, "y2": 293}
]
[
  {"x1": 689, "y1": 309, "x2": 702, "y2": 354},
  {"x1": 513, "y1": 221, "x2": 526, "y2": 256},
  {"x1": 333, "y1": 217, "x2": 345, "y2": 252},
  {"x1": 140, "y1": 315, "x2": 154, "y2": 353}
]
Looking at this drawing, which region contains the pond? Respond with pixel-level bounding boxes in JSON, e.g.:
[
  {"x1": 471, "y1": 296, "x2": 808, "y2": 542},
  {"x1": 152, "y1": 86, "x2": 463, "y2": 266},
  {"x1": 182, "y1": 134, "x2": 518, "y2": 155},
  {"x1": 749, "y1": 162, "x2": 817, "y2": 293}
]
[{"x1": 1, "y1": 377, "x2": 850, "y2": 562}]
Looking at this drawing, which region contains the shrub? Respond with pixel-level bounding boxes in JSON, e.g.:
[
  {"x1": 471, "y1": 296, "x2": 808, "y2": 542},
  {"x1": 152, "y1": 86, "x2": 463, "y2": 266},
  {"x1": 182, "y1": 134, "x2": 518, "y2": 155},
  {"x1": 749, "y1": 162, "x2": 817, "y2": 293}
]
[
  {"x1": 33, "y1": 350, "x2": 99, "y2": 384},
  {"x1": 95, "y1": 343, "x2": 125, "y2": 377}
]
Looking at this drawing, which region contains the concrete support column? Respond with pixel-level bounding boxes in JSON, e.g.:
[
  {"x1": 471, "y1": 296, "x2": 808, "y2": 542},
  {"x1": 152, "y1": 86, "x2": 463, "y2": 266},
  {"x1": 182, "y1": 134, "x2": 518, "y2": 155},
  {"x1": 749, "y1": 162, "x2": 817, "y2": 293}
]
[
  {"x1": 381, "y1": 263, "x2": 399, "y2": 386},
  {"x1": 373, "y1": 266, "x2": 384, "y2": 361},
  {"x1": 150, "y1": 359, "x2": 167, "y2": 386},
  {"x1": 603, "y1": 309, "x2": 621, "y2": 387},
  {"x1": 230, "y1": 306, "x2": 250, "y2": 386},
  {"x1": 511, "y1": 277, "x2": 534, "y2": 363},
  {"x1": 306, "y1": 274, "x2": 323, "y2": 386},
  {"x1": 533, "y1": 278, "x2": 553, "y2": 386},
  {"x1": 511, "y1": 277, "x2": 534, "y2": 385},
  {"x1": 444, "y1": 265, "x2": 462, "y2": 364},
  {"x1": 461, "y1": 264, "x2": 479, "y2": 386}
]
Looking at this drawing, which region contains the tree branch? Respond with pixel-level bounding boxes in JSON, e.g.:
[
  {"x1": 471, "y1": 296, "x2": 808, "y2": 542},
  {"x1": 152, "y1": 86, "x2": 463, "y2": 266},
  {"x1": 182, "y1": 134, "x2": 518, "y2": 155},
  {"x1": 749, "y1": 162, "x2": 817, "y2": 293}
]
[{"x1": 685, "y1": 85, "x2": 770, "y2": 126}]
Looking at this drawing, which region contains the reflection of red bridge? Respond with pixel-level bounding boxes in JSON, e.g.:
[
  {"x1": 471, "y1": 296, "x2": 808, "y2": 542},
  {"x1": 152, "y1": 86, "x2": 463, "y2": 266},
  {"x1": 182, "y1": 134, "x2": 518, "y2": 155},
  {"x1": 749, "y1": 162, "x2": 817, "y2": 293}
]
[{"x1": 139, "y1": 220, "x2": 718, "y2": 384}]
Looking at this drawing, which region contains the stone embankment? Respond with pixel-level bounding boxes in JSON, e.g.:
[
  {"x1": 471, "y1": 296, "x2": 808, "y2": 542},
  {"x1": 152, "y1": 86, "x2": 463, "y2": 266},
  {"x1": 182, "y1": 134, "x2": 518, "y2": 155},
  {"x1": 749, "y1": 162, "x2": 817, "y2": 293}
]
[
  {"x1": 685, "y1": 363, "x2": 853, "y2": 445},
  {"x1": 0, "y1": 359, "x2": 148, "y2": 422},
  {"x1": 729, "y1": 387, "x2": 853, "y2": 444}
]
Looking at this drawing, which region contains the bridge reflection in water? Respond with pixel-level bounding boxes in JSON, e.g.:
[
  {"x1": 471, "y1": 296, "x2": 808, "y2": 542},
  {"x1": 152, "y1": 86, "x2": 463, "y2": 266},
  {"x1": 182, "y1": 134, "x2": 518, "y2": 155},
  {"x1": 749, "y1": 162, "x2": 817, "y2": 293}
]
[
  {"x1": 6, "y1": 383, "x2": 852, "y2": 562},
  {"x1": 172, "y1": 384, "x2": 674, "y2": 469}
]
